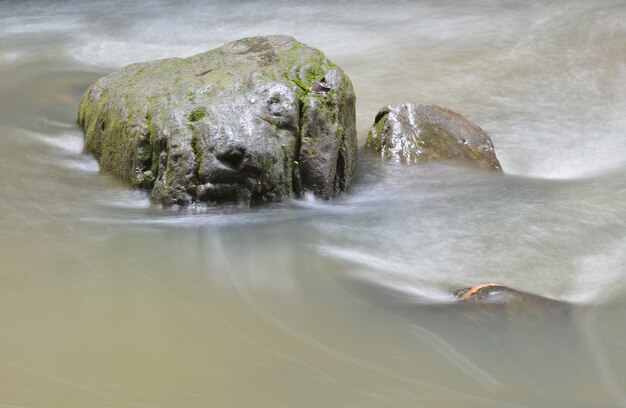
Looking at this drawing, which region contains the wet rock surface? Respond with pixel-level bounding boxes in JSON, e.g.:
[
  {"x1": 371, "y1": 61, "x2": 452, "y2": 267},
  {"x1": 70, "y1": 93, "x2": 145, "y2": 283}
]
[
  {"x1": 78, "y1": 35, "x2": 357, "y2": 206},
  {"x1": 364, "y1": 104, "x2": 501, "y2": 171}
]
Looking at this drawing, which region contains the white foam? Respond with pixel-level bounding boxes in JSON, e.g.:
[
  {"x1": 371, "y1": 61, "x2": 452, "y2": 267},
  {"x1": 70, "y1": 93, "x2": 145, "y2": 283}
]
[
  {"x1": 29, "y1": 131, "x2": 84, "y2": 155},
  {"x1": 569, "y1": 239, "x2": 626, "y2": 304}
]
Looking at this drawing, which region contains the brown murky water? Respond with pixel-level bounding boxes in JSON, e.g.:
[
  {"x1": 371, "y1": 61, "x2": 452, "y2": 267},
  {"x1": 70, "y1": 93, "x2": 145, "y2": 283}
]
[{"x1": 1, "y1": 1, "x2": 626, "y2": 406}]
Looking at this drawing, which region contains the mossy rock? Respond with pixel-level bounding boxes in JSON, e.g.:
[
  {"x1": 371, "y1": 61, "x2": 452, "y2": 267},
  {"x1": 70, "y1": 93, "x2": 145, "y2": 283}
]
[
  {"x1": 364, "y1": 104, "x2": 501, "y2": 171},
  {"x1": 78, "y1": 35, "x2": 357, "y2": 206}
]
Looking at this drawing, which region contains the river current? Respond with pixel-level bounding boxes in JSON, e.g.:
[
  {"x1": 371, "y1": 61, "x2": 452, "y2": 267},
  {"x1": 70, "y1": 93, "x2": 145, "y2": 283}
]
[{"x1": 1, "y1": 1, "x2": 626, "y2": 406}]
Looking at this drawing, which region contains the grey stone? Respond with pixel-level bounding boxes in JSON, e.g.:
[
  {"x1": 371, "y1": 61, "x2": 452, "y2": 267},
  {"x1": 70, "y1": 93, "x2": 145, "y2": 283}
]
[
  {"x1": 365, "y1": 104, "x2": 501, "y2": 171},
  {"x1": 78, "y1": 35, "x2": 357, "y2": 206}
]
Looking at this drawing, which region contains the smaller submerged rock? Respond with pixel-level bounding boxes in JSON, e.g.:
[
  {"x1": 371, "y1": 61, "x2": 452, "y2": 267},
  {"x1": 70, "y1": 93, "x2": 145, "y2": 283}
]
[
  {"x1": 452, "y1": 283, "x2": 570, "y2": 323},
  {"x1": 454, "y1": 283, "x2": 558, "y2": 305},
  {"x1": 365, "y1": 104, "x2": 501, "y2": 171}
]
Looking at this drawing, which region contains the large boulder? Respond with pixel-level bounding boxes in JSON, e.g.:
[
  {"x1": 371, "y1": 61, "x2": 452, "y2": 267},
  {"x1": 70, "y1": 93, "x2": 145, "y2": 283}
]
[
  {"x1": 78, "y1": 36, "x2": 357, "y2": 206},
  {"x1": 364, "y1": 104, "x2": 501, "y2": 171}
]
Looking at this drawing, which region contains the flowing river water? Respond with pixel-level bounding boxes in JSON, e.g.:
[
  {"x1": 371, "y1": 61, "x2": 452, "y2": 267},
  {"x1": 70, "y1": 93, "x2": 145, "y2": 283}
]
[{"x1": 1, "y1": 1, "x2": 626, "y2": 406}]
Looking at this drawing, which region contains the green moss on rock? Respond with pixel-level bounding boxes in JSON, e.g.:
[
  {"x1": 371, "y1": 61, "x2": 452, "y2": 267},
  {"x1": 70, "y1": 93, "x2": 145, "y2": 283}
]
[{"x1": 187, "y1": 107, "x2": 206, "y2": 122}]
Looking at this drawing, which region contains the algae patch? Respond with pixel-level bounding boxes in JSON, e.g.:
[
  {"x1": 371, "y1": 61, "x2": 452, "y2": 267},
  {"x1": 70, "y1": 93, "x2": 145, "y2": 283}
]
[{"x1": 188, "y1": 107, "x2": 207, "y2": 122}]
